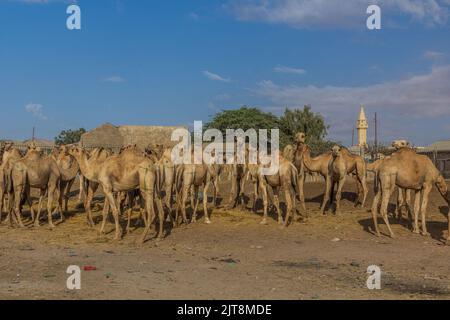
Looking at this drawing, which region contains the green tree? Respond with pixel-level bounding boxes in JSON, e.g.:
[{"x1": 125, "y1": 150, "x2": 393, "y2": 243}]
[
  {"x1": 204, "y1": 106, "x2": 290, "y2": 146},
  {"x1": 55, "y1": 128, "x2": 86, "y2": 146},
  {"x1": 280, "y1": 105, "x2": 335, "y2": 155}
]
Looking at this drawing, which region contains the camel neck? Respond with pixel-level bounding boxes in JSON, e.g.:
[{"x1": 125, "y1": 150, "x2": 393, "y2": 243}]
[
  {"x1": 303, "y1": 147, "x2": 319, "y2": 172},
  {"x1": 76, "y1": 153, "x2": 92, "y2": 178}
]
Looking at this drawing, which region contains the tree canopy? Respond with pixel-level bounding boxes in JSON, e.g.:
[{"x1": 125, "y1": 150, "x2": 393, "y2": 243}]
[
  {"x1": 55, "y1": 128, "x2": 86, "y2": 146},
  {"x1": 204, "y1": 106, "x2": 335, "y2": 154}
]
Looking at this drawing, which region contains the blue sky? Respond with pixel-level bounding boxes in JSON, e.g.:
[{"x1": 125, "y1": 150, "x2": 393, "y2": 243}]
[{"x1": 0, "y1": 0, "x2": 449, "y2": 146}]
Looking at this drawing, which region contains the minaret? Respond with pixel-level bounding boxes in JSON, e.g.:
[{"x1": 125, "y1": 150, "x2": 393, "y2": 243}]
[{"x1": 356, "y1": 105, "x2": 368, "y2": 147}]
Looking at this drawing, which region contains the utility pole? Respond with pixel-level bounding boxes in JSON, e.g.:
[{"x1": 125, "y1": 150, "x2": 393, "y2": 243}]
[
  {"x1": 374, "y1": 112, "x2": 378, "y2": 159},
  {"x1": 32, "y1": 127, "x2": 35, "y2": 142}
]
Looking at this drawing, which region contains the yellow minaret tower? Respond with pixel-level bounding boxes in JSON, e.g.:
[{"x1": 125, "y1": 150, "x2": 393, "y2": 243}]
[{"x1": 356, "y1": 105, "x2": 368, "y2": 148}]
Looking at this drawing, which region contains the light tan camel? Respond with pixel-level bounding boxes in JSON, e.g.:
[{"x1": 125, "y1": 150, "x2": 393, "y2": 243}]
[
  {"x1": 145, "y1": 144, "x2": 175, "y2": 217},
  {"x1": 96, "y1": 147, "x2": 163, "y2": 242},
  {"x1": 297, "y1": 143, "x2": 333, "y2": 214},
  {"x1": 327, "y1": 146, "x2": 368, "y2": 214},
  {"x1": 0, "y1": 145, "x2": 23, "y2": 223},
  {"x1": 55, "y1": 145, "x2": 80, "y2": 215},
  {"x1": 367, "y1": 157, "x2": 411, "y2": 221},
  {"x1": 69, "y1": 146, "x2": 111, "y2": 227},
  {"x1": 10, "y1": 146, "x2": 62, "y2": 228},
  {"x1": 256, "y1": 155, "x2": 300, "y2": 226},
  {"x1": 372, "y1": 148, "x2": 450, "y2": 240},
  {"x1": 175, "y1": 150, "x2": 217, "y2": 225}
]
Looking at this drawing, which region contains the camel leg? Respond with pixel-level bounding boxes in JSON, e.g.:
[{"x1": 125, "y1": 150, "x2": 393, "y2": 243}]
[
  {"x1": 252, "y1": 179, "x2": 258, "y2": 213},
  {"x1": 78, "y1": 175, "x2": 85, "y2": 205},
  {"x1": 412, "y1": 190, "x2": 421, "y2": 234},
  {"x1": 260, "y1": 183, "x2": 269, "y2": 225},
  {"x1": 85, "y1": 183, "x2": 98, "y2": 227},
  {"x1": 64, "y1": 179, "x2": 75, "y2": 213},
  {"x1": 203, "y1": 181, "x2": 211, "y2": 224},
  {"x1": 298, "y1": 173, "x2": 307, "y2": 216},
  {"x1": 273, "y1": 189, "x2": 283, "y2": 225},
  {"x1": 13, "y1": 188, "x2": 25, "y2": 228},
  {"x1": 34, "y1": 190, "x2": 45, "y2": 226},
  {"x1": 181, "y1": 185, "x2": 189, "y2": 224},
  {"x1": 320, "y1": 175, "x2": 332, "y2": 215},
  {"x1": 140, "y1": 191, "x2": 156, "y2": 244},
  {"x1": 213, "y1": 179, "x2": 219, "y2": 207},
  {"x1": 99, "y1": 199, "x2": 110, "y2": 235},
  {"x1": 420, "y1": 184, "x2": 432, "y2": 236},
  {"x1": 0, "y1": 191, "x2": 4, "y2": 223},
  {"x1": 371, "y1": 186, "x2": 381, "y2": 236},
  {"x1": 396, "y1": 187, "x2": 403, "y2": 221},
  {"x1": 335, "y1": 177, "x2": 346, "y2": 215},
  {"x1": 447, "y1": 207, "x2": 450, "y2": 242},
  {"x1": 283, "y1": 186, "x2": 294, "y2": 227},
  {"x1": 155, "y1": 195, "x2": 165, "y2": 239},
  {"x1": 47, "y1": 183, "x2": 57, "y2": 229},
  {"x1": 191, "y1": 185, "x2": 200, "y2": 223},
  {"x1": 103, "y1": 188, "x2": 122, "y2": 240},
  {"x1": 379, "y1": 176, "x2": 395, "y2": 238}
]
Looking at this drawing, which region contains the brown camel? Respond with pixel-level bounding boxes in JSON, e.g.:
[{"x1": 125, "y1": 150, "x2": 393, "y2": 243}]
[
  {"x1": 96, "y1": 147, "x2": 163, "y2": 242},
  {"x1": 175, "y1": 150, "x2": 217, "y2": 225},
  {"x1": 55, "y1": 145, "x2": 80, "y2": 215},
  {"x1": 297, "y1": 143, "x2": 333, "y2": 214},
  {"x1": 256, "y1": 155, "x2": 300, "y2": 226},
  {"x1": 327, "y1": 146, "x2": 368, "y2": 214},
  {"x1": 70, "y1": 146, "x2": 112, "y2": 227},
  {"x1": 0, "y1": 144, "x2": 23, "y2": 223},
  {"x1": 10, "y1": 146, "x2": 62, "y2": 228},
  {"x1": 145, "y1": 144, "x2": 175, "y2": 217},
  {"x1": 367, "y1": 157, "x2": 411, "y2": 222},
  {"x1": 372, "y1": 148, "x2": 450, "y2": 240}
]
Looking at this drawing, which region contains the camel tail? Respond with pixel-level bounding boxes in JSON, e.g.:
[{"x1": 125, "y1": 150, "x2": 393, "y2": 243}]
[{"x1": 435, "y1": 175, "x2": 450, "y2": 204}]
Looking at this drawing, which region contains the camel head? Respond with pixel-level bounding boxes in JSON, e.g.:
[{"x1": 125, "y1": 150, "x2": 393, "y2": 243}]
[
  {"x1": 4, "y1": 142, "x2": 13, "y2": 151},
  {"x1": 69, "y1": 146, "x2": 86, "y2": 159},
  {"x1": 331, "y1": 145, "x2": 342, "y2": 158},
  {"x1": 392, "y1": 140, "x2": 410, "y2": 150},
  {"x1": 295, "y1": 132, "x2": 306, "y2": 144},
  {"x1": 283, "y1": 144, "x2": 295, "y2": 161}
]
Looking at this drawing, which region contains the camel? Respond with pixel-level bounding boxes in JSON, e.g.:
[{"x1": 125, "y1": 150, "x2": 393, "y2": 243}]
[
  {"x1": 0, "y1": 144, "x2": 23, "y2": 223},
  {"x1": 256, "y1": 155, "x2": 300, "y2": 226},
  {"x1": 95, "y1": 147, "x2": 163, "y2": 242},
  {"x1": 297, "y1": 142, "x2": 333, "y2": 214},
  {"x1": 10, "y1": 146, "x2": 62, "y2": 228},
  {"x1": 372, "y1": 148, "x2": 450, "y2": 240},
  {"x1": 367, "y1": 157, "x2": 411, "y2": 221},
  {"x1": 145, "y1": 144, "x2": 175, "y2": 216},
  {"x1": 175, "y1": 150, "x2": 218, "y2": 225},
  {"x1": 55, "y1": 145, "x2": 80, "y2": 215},
  {"x1": 69, "y1": 146, "x2": 112, "y2": 227},
  {"x1": 327, "y1": 146, "x2": 368, "y2": 214}
]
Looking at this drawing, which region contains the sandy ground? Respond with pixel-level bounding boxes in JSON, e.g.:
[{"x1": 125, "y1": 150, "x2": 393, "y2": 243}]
[{"x1": 0, "y1": 179, "x2": 449, "y2": 300}]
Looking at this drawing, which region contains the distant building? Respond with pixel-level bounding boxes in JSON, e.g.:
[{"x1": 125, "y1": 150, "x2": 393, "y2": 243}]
[
  {"x1": 356, "y1": 105, "x2": 368, "y2": 148},
  {"x1": 349, "y1": 105, "x2": 369, "y2": 157},
  {"x1": 417, "y1": 140, "x2": 450, "y2": 178},
  {"x1": 80, "y1": 123, "x2": 185, "y2": 151}
]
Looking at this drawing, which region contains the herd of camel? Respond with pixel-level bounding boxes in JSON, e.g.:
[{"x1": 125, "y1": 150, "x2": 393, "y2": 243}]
[{"x1": 0, "y1": 131, "x2": 449, "y2": 245}]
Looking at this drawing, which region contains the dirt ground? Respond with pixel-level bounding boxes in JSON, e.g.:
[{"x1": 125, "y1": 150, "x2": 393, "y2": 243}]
[{"x1": 0, "y1": 179, "x2": 449, "y2": 300}]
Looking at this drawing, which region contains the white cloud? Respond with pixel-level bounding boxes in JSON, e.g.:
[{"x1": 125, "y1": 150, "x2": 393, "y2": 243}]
[
  {"x1": 252, "y1": 65, "x2": 450, "y2": 142},
  {"x1": 423, "y1": 50, "x2": 445, "y2": 59},
  {"x1": 25, "y1": 103, "x2": 47, "y2": 120},
  {"x1": 229, "y1": 0, "x2": 449, "y2": 28},
  {"x1": 274, "y1": 65, "x2": 306, "y2": 75},
  {"x1": 203, "y1": 70, "x2": 231, "y2": 82},
  {"x1": 103, "y1": 76, "x2": 125, "y2": 83},
  {"x1": 254, "y1": 65, "x2": 450, "y2": 117}
]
